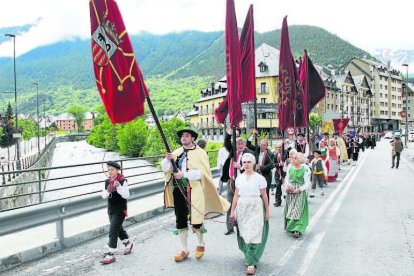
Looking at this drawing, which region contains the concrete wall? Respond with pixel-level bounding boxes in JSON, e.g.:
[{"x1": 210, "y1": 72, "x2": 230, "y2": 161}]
[{"x1": 0, "y1": 138, "x2": 58, "y2": 210}]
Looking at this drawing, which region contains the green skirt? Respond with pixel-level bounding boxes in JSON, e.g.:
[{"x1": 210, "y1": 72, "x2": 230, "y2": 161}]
[
  {"x1": 284, "y1": 193, "x2": 309, "y2": 234},
  {"x1": 236, "y1": 200, "x2": 269, "y2": 266}
]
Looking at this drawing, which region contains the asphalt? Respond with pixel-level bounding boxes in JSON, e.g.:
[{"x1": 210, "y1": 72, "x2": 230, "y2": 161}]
[{"x1": 2, "y1": 139, "x2": 414, "y2": 276}]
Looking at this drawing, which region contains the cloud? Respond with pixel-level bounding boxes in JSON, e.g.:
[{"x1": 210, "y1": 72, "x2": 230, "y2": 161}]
[{"x1": 0, "y1": 0, "x2": 412, "y2": 58}]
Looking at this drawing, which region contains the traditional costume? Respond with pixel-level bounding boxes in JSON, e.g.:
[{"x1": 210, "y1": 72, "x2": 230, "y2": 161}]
[
  {"x1": 310, "y1": 150, "x2": 327, "y2": 197},
  {"x1": 100, "y1": 161, "x2": 133, "y2": 264},
  {"x1": 327, "y1": 139, "x2": 340, "y2": 182},
  {"x1": 232, "y1": 153, "x2": 269, "y2": 275},
  {"x1": 284, "y1": 162, "x2": 311, "y2": 236},
  {"x1": 335, "y1": 135, "x2": 348, "y2": 162},
  {"x1": 162, "y1": 129, "x2": 230, "y2": 262}
]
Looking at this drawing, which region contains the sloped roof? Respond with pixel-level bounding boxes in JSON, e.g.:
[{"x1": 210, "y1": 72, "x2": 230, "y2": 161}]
[{"x1": 255, "y1": 43, "x2": 279, "y2": 77}]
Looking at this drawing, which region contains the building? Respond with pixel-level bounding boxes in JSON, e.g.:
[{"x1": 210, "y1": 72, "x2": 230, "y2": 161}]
[
  {"x1": 188, "y1": 43, "x2": 280, "y2": 141},
  {"x1": 315, "y1": 66, "x2": 373, "y2": 132},
  {"x1": 55, "y1": 112, "x2": 95, "y2": 131},
  {"x1": 341, "y1": 56, "x2": 403, "y2": 132},
  {"x1": 403, "y1": 83, "x2": 414, "y2": 127}
]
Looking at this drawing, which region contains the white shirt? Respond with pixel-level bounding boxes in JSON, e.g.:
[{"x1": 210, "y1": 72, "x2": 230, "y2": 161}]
[
  {"x1": 161, "y1": 155, "x2": 201, "y2": 180},
  {"x1": 236, "y1": 172, "x2": 267, "y2": 196},
  {"x1": 217, "y1": 146, "x2": 229, "y2": 167},
  {"x1": 101, "y1": 179, "x2": 130, "y2": 199},
  {"x1": 283, "y1": 163, "x2": 311, "y2": 191}
]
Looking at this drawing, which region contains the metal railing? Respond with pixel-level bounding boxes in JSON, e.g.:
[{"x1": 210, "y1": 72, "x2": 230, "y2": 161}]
[{"x1": 0, "y1": 149, "x2": 219, "y2": 227}]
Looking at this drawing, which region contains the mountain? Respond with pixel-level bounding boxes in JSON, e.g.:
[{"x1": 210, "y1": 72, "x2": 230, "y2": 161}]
[
  {"x1": 0, "y1": 25, "x2": 375, "y2": 115},
  {"x1": 371, "y1": 48, "x2": 414, "y2": 78}
]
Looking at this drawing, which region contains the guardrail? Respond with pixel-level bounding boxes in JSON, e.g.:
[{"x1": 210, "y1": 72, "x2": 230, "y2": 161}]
[{"x1": 0, "y1": 150, "x2": 219, "y2": 239}]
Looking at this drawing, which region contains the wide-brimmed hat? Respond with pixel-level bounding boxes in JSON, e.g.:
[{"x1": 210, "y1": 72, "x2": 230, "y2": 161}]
[
  {"x1": 177, "y1": 129, "x2": 198, "y2": 139},
  {"x1": 107, "y1": 161, "x2": 121, "y2": 170},
  {"x1": 297, "y1": 133, "x2": 305, "y2": 137},
  {"x1": 313, "y1": 150, "x2": 321, "y2": 155}
]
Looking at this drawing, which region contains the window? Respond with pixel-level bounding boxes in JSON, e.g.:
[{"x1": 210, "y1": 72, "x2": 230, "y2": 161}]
[
  {"x1": 261, "y1": 98, "x2": 267, "y2": 103},
  {"x1": 385, "y1": 85, "x2": 388, "y2": 90},
  {"x1": 260, "y1": 82, "x2": 267, "y2": 93}
]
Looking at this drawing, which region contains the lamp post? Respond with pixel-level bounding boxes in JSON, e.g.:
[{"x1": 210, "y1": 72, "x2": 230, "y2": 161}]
[
  {"x1": 43, "y1": 101, "x2": 47, "y2": 149},
  {"x1": 402, "y1": 64, "x2": 409, "y2": 146},
  {"x1": 5, "y1": 33, "x2": 21, "y2": 169},
  {"x1": 33, "y1": 82, "x2": 40, "y2": 155}
]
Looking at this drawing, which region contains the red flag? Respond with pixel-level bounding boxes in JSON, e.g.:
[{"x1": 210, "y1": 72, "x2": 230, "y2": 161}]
[
  {"x1": 224, "y1": 0, "x2": 242, "y2": 127},
  {"x1": 239, "y1": 5, "x2": 255, "y2": 103},
  {"x1": 300, "y1": 50, "x2": 326, "y2": 115},
  {"x1": 215, "y1": 98, "x2": 229, "y2": 124},
  {"x1": 278, "y1": 16, "x2": 302, "y2": 130},
  {"x1": 333, "y1": 118, "x2": 350, "y2": 135},
  {"x1": 89, "y1": 0, "x2": 148, "y2": 124}
]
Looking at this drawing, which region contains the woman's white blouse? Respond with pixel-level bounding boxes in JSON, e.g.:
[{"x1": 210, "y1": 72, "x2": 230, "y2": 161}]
[{"x1": 236, "y1": 172, "x2": 267, "y2": 196}]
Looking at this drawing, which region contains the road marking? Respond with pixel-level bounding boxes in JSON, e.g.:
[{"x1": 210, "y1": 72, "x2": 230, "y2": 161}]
[
  {"x1": 297, "y1": 232, "x2": 326, "y2": 276},
  {"x1": 271, "y1": 152, "x2": 369, "y2": 275}
]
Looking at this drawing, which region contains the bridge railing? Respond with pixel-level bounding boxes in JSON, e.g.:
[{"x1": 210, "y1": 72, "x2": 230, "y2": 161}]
[{"x1": 0, "y1": 150, "x2": 219, "y2": 243}]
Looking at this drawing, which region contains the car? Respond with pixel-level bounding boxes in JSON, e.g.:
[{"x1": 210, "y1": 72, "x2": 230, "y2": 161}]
[{"x1": 383, "y1": 131, "x2": 393, "y2": 139}]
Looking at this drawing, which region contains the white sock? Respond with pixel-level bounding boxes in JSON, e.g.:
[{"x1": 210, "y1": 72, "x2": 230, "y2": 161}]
[
  {"x1": 195, "y1": 231, "x2": 205, "y2": 247},
  {"x1": 121, "y1": 239, "x2": 129, "y2": 245},
  {"x1": 178, "y1": 229, "x2": 188, "y2": 252}
]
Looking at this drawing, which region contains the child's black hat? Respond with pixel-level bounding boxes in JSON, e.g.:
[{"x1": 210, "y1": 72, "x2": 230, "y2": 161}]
[{"x1": 107, "y1": 161, "x2": 121, "y2": 170}]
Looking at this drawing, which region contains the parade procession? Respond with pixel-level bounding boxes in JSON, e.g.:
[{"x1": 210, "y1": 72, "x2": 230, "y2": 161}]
[{"x1": 1, "y1": 0, "x2": 414, "y2": 275}]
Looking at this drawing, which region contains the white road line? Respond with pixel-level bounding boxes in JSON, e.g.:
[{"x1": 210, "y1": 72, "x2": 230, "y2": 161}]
[
  {"x1": 297, "y1": 232, "x2": 326, "y2": 276},
  {"x1": 296, "y1": 153, "x2": 369, "y2": 275},
  {"x1": 272, "y1": 152, "x2": 369, "y2": 275}
]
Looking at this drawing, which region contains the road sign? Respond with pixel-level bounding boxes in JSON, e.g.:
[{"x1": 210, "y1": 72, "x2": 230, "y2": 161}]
[{"x1": 13, "y1": 133, "x2": 21, "y2": 138}]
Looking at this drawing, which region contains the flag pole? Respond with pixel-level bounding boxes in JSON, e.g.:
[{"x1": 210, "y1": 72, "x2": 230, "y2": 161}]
[{"x1": 145, "y1": 95, "x2": 179, "y2": 173}]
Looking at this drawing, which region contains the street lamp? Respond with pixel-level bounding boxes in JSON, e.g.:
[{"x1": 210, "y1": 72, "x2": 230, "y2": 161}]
[
  {"x1": 402, "y1": 64, "x2": 409, "y2": 146},
  {"x1": 5, "y1": 33, "x2": 21, "y2": 169},
  {"x1": 33, "y1": 82, "x2": 40, "y2": 155},
  {"x1": 43, "y1": 100, "x2": 47, "y2": 149}
]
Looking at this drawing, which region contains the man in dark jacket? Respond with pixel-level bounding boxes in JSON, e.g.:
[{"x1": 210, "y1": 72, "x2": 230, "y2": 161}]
[{"x1": 247, "y1": 137, "x2": 274, "y2": 201}]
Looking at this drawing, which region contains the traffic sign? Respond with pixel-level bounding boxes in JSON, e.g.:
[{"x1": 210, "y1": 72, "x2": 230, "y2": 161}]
[
  {"x1": 13, "y1": 133, "x2": 22, "y2": 138},
  {"x1": 286, "y1": 127, "x2": 294, "y2": 135}
]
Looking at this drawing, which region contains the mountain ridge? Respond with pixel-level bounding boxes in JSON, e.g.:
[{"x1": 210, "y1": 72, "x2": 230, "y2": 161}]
[{"x1": 0, "y1": 25, "x2": 381, "y2": 115}]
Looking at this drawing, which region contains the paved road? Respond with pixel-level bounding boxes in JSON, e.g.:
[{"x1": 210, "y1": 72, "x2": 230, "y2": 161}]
[{"x1": 4, "y1": 140, "x2": 414, "y2": 276}]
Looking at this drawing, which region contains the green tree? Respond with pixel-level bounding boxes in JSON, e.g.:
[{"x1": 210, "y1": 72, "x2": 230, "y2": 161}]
[
  {"x1": 67, "y1": 104, "x2": 87, "y2": 132},
  {"x1": 117, "y1": 118, "x2": 148, "y2": 157},
  {"x1": 19, "y1": 119, "x2": 37, "y2": 140},
  {"x1": 6, "y1": 102, "x2": 13, "y2": 119},
  {"x1": 143, "y1": 118, "x2": 191, "y2": 157}
]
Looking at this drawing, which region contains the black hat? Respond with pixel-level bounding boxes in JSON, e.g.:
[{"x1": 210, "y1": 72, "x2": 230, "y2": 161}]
[
  {"x1": 297, "y1": 133, "x2": 305, "y2": 137},
  {"x1": 333, "y1": 132, "x2": 339, "y2": 136},
  {"x1": 107, "y1": 161, "x2": 121, "y2": 170},
  {"x1": 323, "y1": 132, "x2": 329, "y2": 136},
  {"x1": 177, "y1": 129, "x2": 198, "y2": 139},
  {"x1": 313, "y1": 150, "x2": 321, "y2": 155}
]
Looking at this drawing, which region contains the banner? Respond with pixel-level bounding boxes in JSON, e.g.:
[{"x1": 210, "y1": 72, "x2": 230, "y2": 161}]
[
  {"x1": 239, "y1": 5, "x2": 255, "y2": 103},
  {"x1": 89, "y1": 0, "x2": 148, "y2": 124},
  {"x1": 322, "y1": 121, "x2": 334, "y2": 135},
  {"x1": 299, "y1": 50, "x2": 326, "y2": 116},
  {"x1": 278, "y1": 16, "x2": 302, "y2": 130},
  {"x1": 332, "y1": 118, "x2": 350, "y2": 134},
  {"x1": 224, "y1": 0, "x2": 242, "y2": 127}
]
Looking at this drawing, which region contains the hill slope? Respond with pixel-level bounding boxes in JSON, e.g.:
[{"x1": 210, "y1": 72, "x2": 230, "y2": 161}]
[{"x1": 0, "y1": 26, "x2": 373, "y2": 115}]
